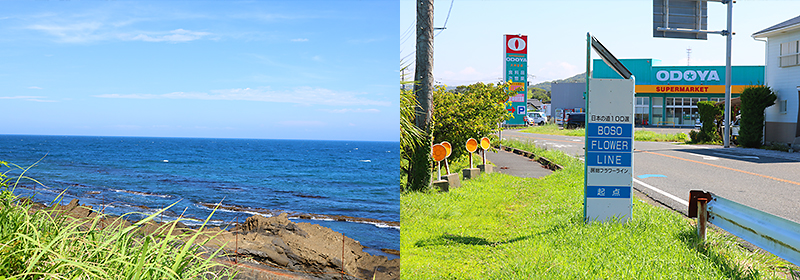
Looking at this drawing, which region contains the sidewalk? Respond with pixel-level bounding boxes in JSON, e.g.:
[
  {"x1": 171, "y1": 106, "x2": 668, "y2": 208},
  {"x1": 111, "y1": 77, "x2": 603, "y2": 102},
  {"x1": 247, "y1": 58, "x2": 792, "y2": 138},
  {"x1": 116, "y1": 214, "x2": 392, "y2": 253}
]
[{"x1": 485, "y1": 148, "x2": 553, "y2": 178}]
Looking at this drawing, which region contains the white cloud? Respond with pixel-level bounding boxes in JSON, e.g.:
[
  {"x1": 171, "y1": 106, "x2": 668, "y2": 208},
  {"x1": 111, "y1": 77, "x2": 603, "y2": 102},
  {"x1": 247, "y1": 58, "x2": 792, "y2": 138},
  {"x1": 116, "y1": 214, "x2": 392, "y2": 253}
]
[
  {"x1": 126, "y1": 29, "x2": 211, "y2": 43},
  {"x1": 0, "y1": 95, "x2": 53, "y2": 102},
  {"x1": 26, "y1": 99, "x2": 58, "y2": 103},
  {"x1": 28, "y1": 86, "x2": 43, "y2": 90},
  {"x1": 95, "y1": 87, "x2": 391, "y2": 106},
  {"x1": 27, "y1": 22, "x2": 104, "y2": 43},
  {"x1": 28, "y1": 19, "x2": 210, "y2": 43},
  {"x1": 0, "y1": 95, "x2": 45, "y2": 99},
  {"x1": 291, "y1": 38, "x2": 309, "y2": 42}
]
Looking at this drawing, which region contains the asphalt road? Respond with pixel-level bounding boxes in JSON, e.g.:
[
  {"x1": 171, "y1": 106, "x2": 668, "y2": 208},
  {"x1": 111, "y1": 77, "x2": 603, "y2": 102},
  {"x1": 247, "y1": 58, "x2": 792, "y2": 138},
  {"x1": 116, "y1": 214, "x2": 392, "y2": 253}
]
[{"x1": 501, "y1": 129, "x2": 800, "y2": 223}]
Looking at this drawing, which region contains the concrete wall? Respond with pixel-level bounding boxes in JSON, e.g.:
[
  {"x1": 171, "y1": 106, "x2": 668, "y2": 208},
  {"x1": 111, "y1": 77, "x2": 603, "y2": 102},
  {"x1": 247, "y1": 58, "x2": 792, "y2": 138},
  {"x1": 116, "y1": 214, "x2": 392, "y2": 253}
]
[
  {"x1": 550, "y1": 82, "x2": 586, "y2": 116},
  {"x1": 765, "y1": 122, "x2": 797, "y2": 144},
  {"x1": 764, "y1": 31, "x2": 800, "y2": 144}
]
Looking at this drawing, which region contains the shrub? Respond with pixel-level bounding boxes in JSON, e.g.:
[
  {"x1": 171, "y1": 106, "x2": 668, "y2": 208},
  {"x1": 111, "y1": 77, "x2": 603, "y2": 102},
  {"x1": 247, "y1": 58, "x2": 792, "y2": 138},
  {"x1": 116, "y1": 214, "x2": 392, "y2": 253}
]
[
  {"x1": 693, "y1": 101, "x2": 723, "y2": 143},
  {"x1": 432, "y1": 82, "x2": 514, "y2": 160},
  {"x1": 738, "y1": 86, "x2": 777, "y2": 148}
]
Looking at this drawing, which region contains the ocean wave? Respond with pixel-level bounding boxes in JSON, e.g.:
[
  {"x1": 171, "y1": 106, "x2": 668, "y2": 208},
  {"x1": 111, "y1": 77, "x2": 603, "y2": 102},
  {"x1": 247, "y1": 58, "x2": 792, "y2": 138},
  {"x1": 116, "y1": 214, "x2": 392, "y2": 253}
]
[
  {"x1": 196, "y1": 202, "x2": 398, "y2": 230},
  {"x1": 110, "y1": 188, "x2": 174, "y2": 198},
  {"x1": 359, "y1": 160, "x2": 371, "y2": 162}
]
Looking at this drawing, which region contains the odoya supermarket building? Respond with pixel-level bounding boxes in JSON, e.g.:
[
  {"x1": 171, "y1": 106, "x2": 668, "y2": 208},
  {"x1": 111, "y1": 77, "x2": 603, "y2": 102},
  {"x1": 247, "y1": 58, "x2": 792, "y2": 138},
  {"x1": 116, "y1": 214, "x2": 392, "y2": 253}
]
[{"x1": 592, "y1": 58, "x2": 764, "y2": 127}]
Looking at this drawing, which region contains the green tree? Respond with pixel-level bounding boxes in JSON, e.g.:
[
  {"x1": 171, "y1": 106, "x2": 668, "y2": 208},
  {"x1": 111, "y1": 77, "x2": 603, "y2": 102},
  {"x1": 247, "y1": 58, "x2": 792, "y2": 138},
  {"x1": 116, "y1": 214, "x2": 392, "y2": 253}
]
[
  {"x1": 529, "y1": 87, "x2": 551, "y2": 103},
  {"x1": 738, "y1": 86, "x2": 777, "y2": 148},
  {"x1": 432, "y1": 82, "x2": 514, "y2": 160},
  {"x1": 401, "y1": 88, "x2": 428, "y2": 191},
  {"x1": 400, "y1": 64, "x2": 431, "y2": 192},
  {"x1": 694, "y1": 100, "x2": 723, "y2": 143}
]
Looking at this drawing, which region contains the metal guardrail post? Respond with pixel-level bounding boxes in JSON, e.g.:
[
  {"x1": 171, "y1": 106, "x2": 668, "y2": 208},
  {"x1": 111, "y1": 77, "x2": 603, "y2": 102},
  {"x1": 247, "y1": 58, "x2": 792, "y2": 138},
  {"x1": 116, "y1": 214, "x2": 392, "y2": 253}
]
[
  {"x1": 689, "y1": 189, "x2": 800, "y2": 266},
  {"x1": 689, "y1": 190, "x2": 712, "y2": 241}
]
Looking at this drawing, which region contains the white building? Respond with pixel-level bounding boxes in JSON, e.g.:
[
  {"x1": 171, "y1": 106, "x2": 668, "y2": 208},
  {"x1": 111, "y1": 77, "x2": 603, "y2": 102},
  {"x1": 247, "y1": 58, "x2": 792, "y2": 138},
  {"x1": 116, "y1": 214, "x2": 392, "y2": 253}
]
[{"x1": 753, "y1": 15, "x2": 800, "y2": 145}]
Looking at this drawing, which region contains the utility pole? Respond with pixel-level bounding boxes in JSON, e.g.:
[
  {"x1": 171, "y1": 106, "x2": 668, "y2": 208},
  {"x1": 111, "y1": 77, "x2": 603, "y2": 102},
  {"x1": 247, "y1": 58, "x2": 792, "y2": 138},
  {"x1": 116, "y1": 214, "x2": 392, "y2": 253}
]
[
  {"x1": 408, "y1": 0, "x2": 434, "y2": 191},
  {"x1": 414, "y1": 0, "x2": 434, "y2": 129}
]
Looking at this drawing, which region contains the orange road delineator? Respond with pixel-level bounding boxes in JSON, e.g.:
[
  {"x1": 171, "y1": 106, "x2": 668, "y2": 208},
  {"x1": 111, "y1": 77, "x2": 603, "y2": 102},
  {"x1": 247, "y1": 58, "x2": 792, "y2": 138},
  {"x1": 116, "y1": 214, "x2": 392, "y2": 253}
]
[
  {"x1": 466, "y1": 138, "x2": 478, "y2": 168},
  {"x1": 441, "y1": 141, "x2": 452, "y2": 174},
  {"x1": 478, "y1": 137, "x2": 493, "y2": 174},
  {"x1": 463, "y1": 138, "x2": 481, "y2": 180},
  {"x1": 431, "y1": 143, "x2": 447, "y2": 180}
]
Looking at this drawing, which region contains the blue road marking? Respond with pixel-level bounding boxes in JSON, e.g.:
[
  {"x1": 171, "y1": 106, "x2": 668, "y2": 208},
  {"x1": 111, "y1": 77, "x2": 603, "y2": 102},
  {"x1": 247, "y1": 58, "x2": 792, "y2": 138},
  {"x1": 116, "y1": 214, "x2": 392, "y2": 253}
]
[{"x1": 637, "y1": 174, "x2": 667, "y2": 179}]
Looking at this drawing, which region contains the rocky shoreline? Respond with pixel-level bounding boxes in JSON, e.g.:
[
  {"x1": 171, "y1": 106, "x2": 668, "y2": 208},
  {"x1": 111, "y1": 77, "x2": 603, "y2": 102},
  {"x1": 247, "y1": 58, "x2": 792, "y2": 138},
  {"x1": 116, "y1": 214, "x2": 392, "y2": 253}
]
[{"x1": 32, "y1": 198, "x2": 399, "y2": 280}]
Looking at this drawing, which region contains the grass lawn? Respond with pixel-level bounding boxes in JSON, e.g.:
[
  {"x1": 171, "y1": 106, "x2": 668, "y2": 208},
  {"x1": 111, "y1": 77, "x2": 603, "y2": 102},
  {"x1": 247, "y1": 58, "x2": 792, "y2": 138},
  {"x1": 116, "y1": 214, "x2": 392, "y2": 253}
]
[
  {"x1": 520, "y1": 124, "x2": 689, "y2": 142},
  {"x1": 401, "y1": 142, "x2": 794, "y2": 279}
]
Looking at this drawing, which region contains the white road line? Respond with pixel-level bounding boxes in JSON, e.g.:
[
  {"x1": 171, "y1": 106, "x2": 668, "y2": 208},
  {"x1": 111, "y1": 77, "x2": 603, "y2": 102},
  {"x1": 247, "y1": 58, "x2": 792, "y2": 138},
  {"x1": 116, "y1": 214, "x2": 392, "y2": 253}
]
[
  {"x1": 689, "y1": 153, "x2": 719, "y2": 160},
  {"x1": 712, "y1": 152, "x2": 760, "y2": 159},
  {"x1": 578, "y1": 157, "x2": 689, "y2": 207},
  {"x1": 633, "y1": 178, "x2": 689, "y2": 207}
]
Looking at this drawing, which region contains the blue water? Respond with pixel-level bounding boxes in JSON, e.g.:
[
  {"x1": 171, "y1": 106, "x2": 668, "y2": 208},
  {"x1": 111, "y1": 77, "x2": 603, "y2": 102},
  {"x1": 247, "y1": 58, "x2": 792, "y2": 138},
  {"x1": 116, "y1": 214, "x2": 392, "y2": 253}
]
[{"x1": 0, "y1": 135, "x2": 399, "y2": 258}]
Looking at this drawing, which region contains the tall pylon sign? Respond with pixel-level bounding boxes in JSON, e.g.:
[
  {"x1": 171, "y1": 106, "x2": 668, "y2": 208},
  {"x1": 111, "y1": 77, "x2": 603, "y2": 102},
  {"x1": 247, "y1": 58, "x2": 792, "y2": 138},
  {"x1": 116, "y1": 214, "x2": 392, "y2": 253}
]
[{"x1": 503, "y1": 34, "x2": 528, "y2": 125}]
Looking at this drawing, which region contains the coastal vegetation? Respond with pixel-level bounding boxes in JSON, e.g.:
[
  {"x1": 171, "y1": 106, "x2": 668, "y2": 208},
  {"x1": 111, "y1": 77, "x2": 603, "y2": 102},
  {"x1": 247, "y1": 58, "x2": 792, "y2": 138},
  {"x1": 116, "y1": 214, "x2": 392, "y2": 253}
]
[
  {"x1": 0, "y1": 161, "x2": 235, "y2": 279},
  {"x1": 432, "y1": 82, "x2": 513, "y2": 160},
  {"x1": 402, "y1": 76, "x2": 514, "y2": 192},
  {"x1": 400, "y1": 141, "x2": 795, "y2": 279}
]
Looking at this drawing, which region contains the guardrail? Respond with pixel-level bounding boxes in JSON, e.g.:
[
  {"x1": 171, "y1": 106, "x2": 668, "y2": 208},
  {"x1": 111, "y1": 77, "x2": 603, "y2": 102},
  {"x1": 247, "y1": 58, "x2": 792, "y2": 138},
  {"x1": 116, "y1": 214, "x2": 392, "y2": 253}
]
[{"x1": 689, "y1": 190, "x2": 800, "y2": 266}]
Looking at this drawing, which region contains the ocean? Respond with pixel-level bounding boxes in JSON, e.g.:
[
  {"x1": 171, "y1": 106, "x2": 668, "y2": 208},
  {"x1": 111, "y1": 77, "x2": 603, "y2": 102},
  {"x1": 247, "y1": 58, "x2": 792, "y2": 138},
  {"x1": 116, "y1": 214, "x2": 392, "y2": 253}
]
[{"x1": 0, "y1": 135, "x2": 399, "y2": 258}]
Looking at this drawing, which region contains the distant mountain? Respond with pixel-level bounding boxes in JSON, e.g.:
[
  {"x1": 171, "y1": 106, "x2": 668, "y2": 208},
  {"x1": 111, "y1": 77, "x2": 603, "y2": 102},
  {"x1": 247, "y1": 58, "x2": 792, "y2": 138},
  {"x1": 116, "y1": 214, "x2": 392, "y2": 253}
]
[{"x1": 530, "y1": 72, "x2": 587, "y2": 92}]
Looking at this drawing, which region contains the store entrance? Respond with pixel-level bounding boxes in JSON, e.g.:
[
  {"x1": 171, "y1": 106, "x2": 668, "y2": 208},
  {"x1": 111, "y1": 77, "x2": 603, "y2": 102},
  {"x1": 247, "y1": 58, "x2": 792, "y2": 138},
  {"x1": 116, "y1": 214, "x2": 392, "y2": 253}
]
[{"x1": 649, "y1": 96, "x2": 724, "y2": 127}]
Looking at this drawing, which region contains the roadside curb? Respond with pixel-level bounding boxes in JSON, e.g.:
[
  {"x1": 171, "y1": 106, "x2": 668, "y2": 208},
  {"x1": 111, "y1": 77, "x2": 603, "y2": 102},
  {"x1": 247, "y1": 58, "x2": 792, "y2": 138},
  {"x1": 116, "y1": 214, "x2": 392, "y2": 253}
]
[{"x1": 495, "y1": 145, "x2": 563, "y2": 171}]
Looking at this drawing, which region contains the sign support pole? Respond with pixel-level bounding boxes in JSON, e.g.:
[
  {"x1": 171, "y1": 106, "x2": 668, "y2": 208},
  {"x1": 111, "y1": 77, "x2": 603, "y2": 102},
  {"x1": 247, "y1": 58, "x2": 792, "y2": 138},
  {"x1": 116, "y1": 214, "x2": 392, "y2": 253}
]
[
  {"x1": 723, "y1": 0, "x2": 733, "y2": 148},
  {"x1": 584, "y1": 32, "x2": 591, "y2": 219}
]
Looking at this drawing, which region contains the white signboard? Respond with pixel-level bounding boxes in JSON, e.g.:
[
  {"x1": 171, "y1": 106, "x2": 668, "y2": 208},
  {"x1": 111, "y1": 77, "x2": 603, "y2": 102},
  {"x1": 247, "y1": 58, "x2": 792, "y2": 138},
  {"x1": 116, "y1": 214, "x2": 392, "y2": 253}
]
[{"x1": 585, "y1": 78, "x2": 635, "y2": 223}]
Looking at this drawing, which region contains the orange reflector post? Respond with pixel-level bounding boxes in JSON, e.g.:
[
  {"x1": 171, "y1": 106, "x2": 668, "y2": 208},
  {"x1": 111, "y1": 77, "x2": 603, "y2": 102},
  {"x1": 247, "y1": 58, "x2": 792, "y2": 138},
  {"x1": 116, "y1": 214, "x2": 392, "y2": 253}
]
[
  {"x1": 466, "y1": 138, "x2": 478, "y2": 153},
  {"x1": 431, "y1": 144, "x2": 447, "y2": 162},
  {"x1": 480, "y1": 137, "x2": 490, "y2": 150},
  {"x1": 441, "y1": 142, "x2": 452, "y2": 157}
]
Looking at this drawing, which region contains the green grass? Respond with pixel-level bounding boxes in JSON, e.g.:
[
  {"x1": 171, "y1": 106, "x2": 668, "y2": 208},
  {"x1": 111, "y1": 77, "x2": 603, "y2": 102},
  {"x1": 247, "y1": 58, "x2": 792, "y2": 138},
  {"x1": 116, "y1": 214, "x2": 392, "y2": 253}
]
[
  {"x1": 634, "y1": 130, "x2": 689, "y2": 142},
  {"x1": 519, "y1": 123, "x2": 585, "y2": 137},
  {"x1": 401, "y1": 141, "x2": 795, "y2": 279},
  {"x1": 0, "y1": 161, "x2": 236, "y2": 279},
  {"x1": 519, "y1": 123, "x2": 689, "y2": 142}
]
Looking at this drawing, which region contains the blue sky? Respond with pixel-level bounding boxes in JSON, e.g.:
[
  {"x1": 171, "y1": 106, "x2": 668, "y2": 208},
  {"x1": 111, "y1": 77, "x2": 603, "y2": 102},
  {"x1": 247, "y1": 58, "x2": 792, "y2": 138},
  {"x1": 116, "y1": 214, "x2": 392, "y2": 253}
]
[
  {"x1": 1, "y1": 1, "x2": 398, "y2": 141},
  {"x1": 401, "y1": 0, "x2": 800, "y2": 86}
]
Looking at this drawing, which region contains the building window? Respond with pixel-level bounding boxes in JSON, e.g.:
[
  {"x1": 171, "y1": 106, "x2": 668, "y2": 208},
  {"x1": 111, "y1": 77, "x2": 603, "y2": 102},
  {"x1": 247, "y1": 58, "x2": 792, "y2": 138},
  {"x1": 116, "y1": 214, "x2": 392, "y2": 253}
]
[
  {"x1": 779, "y1": 40, "x2": 800, "y2": 67},
  {"x1": 779, "y1": 99, "x2": 788, "y2": 114}
]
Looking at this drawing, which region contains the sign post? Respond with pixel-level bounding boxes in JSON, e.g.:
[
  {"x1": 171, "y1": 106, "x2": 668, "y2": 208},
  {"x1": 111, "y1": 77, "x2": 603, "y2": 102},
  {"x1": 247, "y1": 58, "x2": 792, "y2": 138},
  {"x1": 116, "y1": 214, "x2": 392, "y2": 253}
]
[
  {"x1": 503, "y1": 34, "x2": 528, "y2": 126},
  {"x1": 585, "y1": 79, "x2": 635, "y2": 222},
  {"x1": 585, "y1": 34, "x2": 635, "y2": 223},
  {"x1": 653, "y1": 0, "x2": 734, "y2": 148}
]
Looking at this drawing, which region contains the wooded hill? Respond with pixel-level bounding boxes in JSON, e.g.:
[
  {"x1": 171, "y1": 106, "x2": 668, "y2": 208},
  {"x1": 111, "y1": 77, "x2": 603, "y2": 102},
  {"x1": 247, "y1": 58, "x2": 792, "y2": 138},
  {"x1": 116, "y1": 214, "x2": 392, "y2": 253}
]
[{"x1": 530, "y1": 72, "x2": 586, "y2": 92}]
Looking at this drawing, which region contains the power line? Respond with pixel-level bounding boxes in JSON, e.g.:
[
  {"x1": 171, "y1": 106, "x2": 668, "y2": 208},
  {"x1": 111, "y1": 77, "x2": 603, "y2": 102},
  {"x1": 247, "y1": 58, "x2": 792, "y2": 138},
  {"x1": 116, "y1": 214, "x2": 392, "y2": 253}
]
[
  {"x1": 401, "y1": 19, "x2": 416, "y2": 45},
  {"x1": 434, "y1": 0, "x2": 455, "y2": 37}
]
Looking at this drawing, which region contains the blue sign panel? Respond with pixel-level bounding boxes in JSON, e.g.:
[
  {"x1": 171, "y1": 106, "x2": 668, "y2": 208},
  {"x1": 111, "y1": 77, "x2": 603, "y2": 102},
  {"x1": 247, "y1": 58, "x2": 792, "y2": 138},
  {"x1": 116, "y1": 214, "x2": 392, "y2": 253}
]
[
  {"x1": 587, "y1": 138, "x2": 632, "y2": 152},
  {"x1": 586, "y1": 186, "x2": 631, "y2": 198},
  {"x1": 587, "y1": 123, "x2": 633, "y2": 138},
  {"x1": 587, "y1": 151, "x2": 632, "y2": 167}
]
